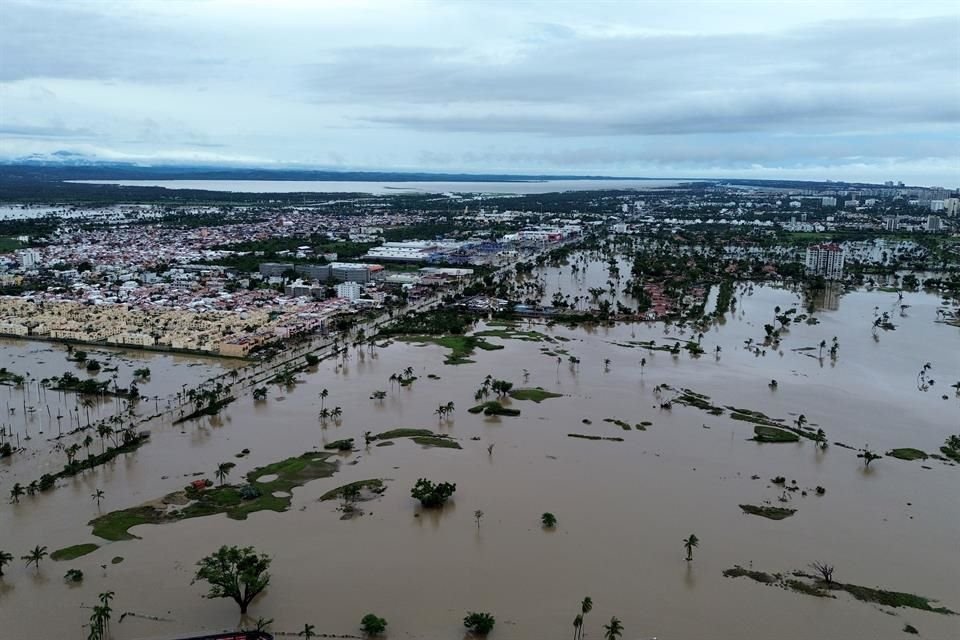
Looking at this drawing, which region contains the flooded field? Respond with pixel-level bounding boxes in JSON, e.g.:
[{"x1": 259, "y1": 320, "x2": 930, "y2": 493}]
[{"x1": 0, "y1": 285, "x2": 958, "y2": 640}]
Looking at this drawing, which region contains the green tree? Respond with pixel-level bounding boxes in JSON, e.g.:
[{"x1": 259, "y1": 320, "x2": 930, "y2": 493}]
[
  {"x1": 360, "y1": 613, "x2": 388, "y2": 636},
  {"x1": 474, "y1": 509, "x2": 484, "y2": 530},
  {"x1": 464, "y1": 611, "x2": 495, "y2": 635},
  {"x1": 9, "y1": 482, "x2": 24, "y2": 504},
  {"x1": 411, "y1": 478, "x2": 456, "y2": 508},
  {"x1": 299, "y1": 623, "x2": 316, "y2": 639},
  {"x1": 683, "y1": 534, "x2": 699, "y2": 561},
  {"x1": 541, "y1": 512, "x2": 558, "y2": 528},
  {"x1": 603, "y1": 616, "x2": 623, "y2": 640},
  {"x1": 22, "y1": 544, "x2": 48, "y2": 572},
  {"x1": 193, "y1": 545, "x2": 271, "y2": 614},
  {"x1": 319, "y1": 388, "x2": 329, "y2": 411},
  {"x1": 91, "y1": 489, "x2": 105, "y2": 509},
  {"x1": 0, "y1": 549, "x2": 13, "y2": 575}
]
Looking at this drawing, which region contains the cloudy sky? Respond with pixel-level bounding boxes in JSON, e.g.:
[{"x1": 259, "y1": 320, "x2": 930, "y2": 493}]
[{"x1": 1, "y1": 0, "x2": 958, "y2": 185}]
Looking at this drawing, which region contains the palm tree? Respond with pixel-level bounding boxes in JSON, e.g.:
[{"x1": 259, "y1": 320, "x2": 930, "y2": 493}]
[
  {"x1": 0, "y1": 550, "x2": 13, "y2": 576},
  {"x1": 318, "y1": 408, "x2": 330, "y2": 424},
  {"x1": 603, "y1": 616, "x2": 623, "y2": 640},
  {"x1": 580, "y1": 597, "x2": 593, "y2": 638},
  {"x1": 573, "y1": 614, "x2": 584, "y2": 640},
  {"x1": 81, "y1": 396, "x2": 96, "y2": 427},
  {"x1": 92, "y1": 489, "x2": 105, "y2": 509},
  {"x1": 9, "y1": 483, "x2": 24, "y2": 504},
  {"x1": 83, "y1": 434, "x2": 94, "y2": 458},
  {"x1": 683, "y1": 534, "x2": 699, "y2": 561},
  {"x1": 319, "y1": 388, "x2": 329, "y2": 411},
  {"x1": 215, "y1": 462, "x2": 232, "y2": 486},
  {"x1": 299, "y1": 623, "x2": 317, "y2": 639},
  {"x1": 331, "y1": 406, "x2": 343, "y2": 423},
  {"x1": 22, "y1": 545, "x2": 47, "y2": 572},
  {"x1": 474, "y1": 509, "x2": 484, "y2": 529}
]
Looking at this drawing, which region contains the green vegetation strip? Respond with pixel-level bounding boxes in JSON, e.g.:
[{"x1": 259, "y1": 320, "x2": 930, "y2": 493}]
[
  {"x1": 887, "y1": 448, "x2": 928, "y2": 461},
  {"x1": 468, "y1": 401, "x2": 521, "y2": 416},
  {"x1": 395, "y1": 335, "x2": 503, "y2": 365},
  {"x1": 739, "y1": 504, "x2": 797, "y2": 520},
  {"x1": 90, "y1": 452, "x2": 337, "y2": 541},
  {"x1": 751, "y1": 426, "x2": 800, "y2": 443},
  {"x1": 51, "y1": 543, "x2": 99, "y2": 561},
  {"x1": 568, "y1": 433, "x2": 624, "y2": 442},
  {"x1": 475, "y1": 328, "x2": 552, "y2": 342},
  {"x1": 725, "y1": 566, "x2": 954, "y2": 615},
  {"x1": 508, "y1": 388, "x2": 563, "y2": 403},
  {"x1": 371, "y1": 429, "x2": 461, "y2": 449}
]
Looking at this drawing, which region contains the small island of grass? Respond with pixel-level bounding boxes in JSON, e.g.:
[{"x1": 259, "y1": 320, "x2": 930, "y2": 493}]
[
  {"x1": 887, "y1": 448, "x2": 928, "y2": 461},
  {"x1": 751, "y1": 425, "x2": 800, "y2": 443},
  {"x1": 468, "y1": 401, "x2": 521, "y2": 416},
  {"x1": 739, "y1": 504, "x2": 797, "y2": 520},
  {"x1": 508, "y1": 388, "x2": 562, "y2": 403},
  {"x1": 51, "y1": 543, "x2": 99, "y2": 561}
]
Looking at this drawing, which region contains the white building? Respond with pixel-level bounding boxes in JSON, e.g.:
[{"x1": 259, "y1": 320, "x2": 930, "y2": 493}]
[
  {"x1": 805, "y1": 243, "x2": 845, "y2": 280},
  {"x1": 943, "y1": 198, "x2": 959, "y2": 217},
  {"x1": 884, "y1": 216, "x2": 899, "y2": 232},
  {"x1": 821, "y1": 197, "x2": 837, "y2": 207},
  {"x1": 15, "y1": 248, "x2": 40, "y2": 268},
  {"x1": 335, "y1": 281, "x2": 362, "y2": 301},
  {"x1": 926, "y1": 215, "x2": 942, "y2": 232}
]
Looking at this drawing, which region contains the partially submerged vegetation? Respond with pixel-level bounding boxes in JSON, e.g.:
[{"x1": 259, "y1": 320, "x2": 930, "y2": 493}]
[
  {"x1": 468, "y1": 401, "x2": 521, "y2": 416},
  {"x1": 724, "y1": 565, "x2": 955, "y2": 615},
  {"x1": 508, "y1": 387, "x2": 562, "y2": 403},
  {"x1": 395, "y1": 334, "x2": 503, "y2": 365},
  {"x1": 90, "y1": 452, "x2": 337, "y2": 540},
  {"x1": 739, "y1": 504, "x2": 797, "y2": 520},
  {"x1": 370, "y1": 429, "x2": 461, "y2": 449},
  {"x1": 886, "y1": 448, "x2": 928, "y2": 461},
  {"x1": 751, "y1": 425, "x2": 801, "y2": 443},
  {"x1": 50, "y1": 543, "x2": 99, "y2": 561},
  {"x1": 568, "y1": 433, "x2": 624, "y2": 442}
]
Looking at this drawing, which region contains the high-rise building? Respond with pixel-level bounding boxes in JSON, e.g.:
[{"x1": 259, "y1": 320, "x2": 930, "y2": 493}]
[
  {"x1": 884, "y1": 216, "x2": 899, "y2": 231},
  {"x1": 944, "y1": 198, "x2": 960, "y2": 217},
  {"x1": 821, "y1": 197, "x2": 837, "y2": 207},
  {"x1": 805, "y1": 243, "x2": 845, "y2": 280},
  {"x1": 15, "y1": 248, "x2": 41, "y2": 268},
  {"x1": 926, "y1": 215, "x2": 942, "y2": 232},
  {"x1": 335, "y1": 281, "x2": 362, "y2": 301}
]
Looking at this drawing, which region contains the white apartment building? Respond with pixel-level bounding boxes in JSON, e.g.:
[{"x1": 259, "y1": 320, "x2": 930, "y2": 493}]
[
  {"x1": 335, "y1": 281, "x2": 362, "y2": 301},
  {"x1": 15, "y1": 248, "x2": 41, "y2": 268},
  {"x1": 805, "y1": 243, "x2": 845, "y2": 280}
]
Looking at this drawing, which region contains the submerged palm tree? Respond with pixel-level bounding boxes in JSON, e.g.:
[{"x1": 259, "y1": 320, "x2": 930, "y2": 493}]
[
  {"x1": 215, "y1": 462, "x2": 232, "y2": 486},
  {"x1": 0, "y1": 549, "x2": 14, "y2": 576},
  {"x1": 91, "y1": 489, "x2": 105, "y2": 509},
  {"x1": 22, "y1": 545, "x2": 48, "y2": 572},
  {"x1": 299, "y1": 623, "x2": 317, "y2": 639},
  {"x1": 319, "y1": 388, "x2": 329, "y2": 411},
  {"x1": 572, "y1": 614, "x2": 583, "y2": 640},
  {"x1": 683, "y1": 533, "x2": 700, "y2": 561},
  {"x1": 9, "y1": 483, "x2": 24, "y2": 504},
  {"x1": 580, "y1": 597, "x2": 593, "y2": 639},
  {"x1": 602, "y1": 616, "x2": 623, "y2": 640}
]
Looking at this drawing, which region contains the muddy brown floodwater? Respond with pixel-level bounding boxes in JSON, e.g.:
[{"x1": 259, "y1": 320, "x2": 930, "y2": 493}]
[{"x1": 0, "y1": 285, "x2": 958, "y2": 640}]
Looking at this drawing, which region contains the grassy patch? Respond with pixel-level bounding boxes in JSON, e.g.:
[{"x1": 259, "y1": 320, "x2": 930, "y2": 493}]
[
  {"x1": 324, "y1": 438, "x2": 355, "y2": 451},
  {"x1": 475, "y1": 328, "x2": 551, "y2": 342},
  {"x1": 468, "y1": 401, "x2": 521, "y2": 416},
  {"x1": 604, "y1": 418, "x2": 631, "y2": 430},
  {"x1": 739, "y1": 504, "x2": 797, "y2": 520},
  {"x1": 411, "y1": 436, "x2": 461, "y2": 449},
  {"x1": 395, "y1": 335, "x2": 503, "y2": 365},
  {"x1": 508, "y1": 388, "x2": 562, "y2": 403},
  {"x1": 751, "y1": 425, "x2": 800, "y2": 443},
  {"x1": 51, "y1": 543, "x2": 99, "y2": 561},
  {"x1": 319, "y1": 479, "x2": 385, "y2": 502},
  {"x1": 568, "y1": 433, "x2": 624, "y2": 442},
  {"x1": 830, "y1": 582, "x2": 954, "y2": 614},
  {"x1": 723, "y1": 566, "x2": 780, "y2": 583},
  {"x1": 90, "y1": 452, "x2": 337, "y2": 540},
  {"x1": 374, "y1": 428, "x2": 435, "y2": 440},
  {"x1": 887, "y1": 448, "x2": 928, "y2": 461},
  {"x1": 785, "y1": 579, "x2": 834, "y2": 598}
]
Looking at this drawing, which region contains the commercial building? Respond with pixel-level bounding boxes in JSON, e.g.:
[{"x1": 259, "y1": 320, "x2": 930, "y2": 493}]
[{"x1": 805, "y1": 243, "x2": 845, "y2": 280}]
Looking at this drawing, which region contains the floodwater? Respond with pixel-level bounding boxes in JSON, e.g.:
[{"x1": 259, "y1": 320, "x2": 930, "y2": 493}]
[
  {"x1": 67, "y1": 179, "x2": 682, "y2": 195},
  {"x1": 0, "y1": 285, "x2": 958, "y2": 640}
]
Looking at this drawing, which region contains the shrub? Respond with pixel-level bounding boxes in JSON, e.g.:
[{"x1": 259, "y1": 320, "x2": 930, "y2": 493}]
[
  {"x1": 360, "y1": 613, "x2": 387, "y2": 636},
  {"x1": 411, "y1": 478, "x2": 456, "y2": 508},
  {"x1": 464, "y1": 611, "x2": 495, "y2": 635}
]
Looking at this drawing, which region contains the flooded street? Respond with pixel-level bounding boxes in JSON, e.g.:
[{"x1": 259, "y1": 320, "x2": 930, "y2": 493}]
[{"x1": 1, "y1": 285, "x2": 958, "y2": 640}]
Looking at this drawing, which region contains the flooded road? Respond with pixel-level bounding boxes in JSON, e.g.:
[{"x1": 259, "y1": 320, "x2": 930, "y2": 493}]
[{"x1": 0, "y1": 285, "x2": 958, "y2": 640}]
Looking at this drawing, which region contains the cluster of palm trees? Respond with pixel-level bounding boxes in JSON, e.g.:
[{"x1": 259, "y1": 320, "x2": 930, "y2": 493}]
[
  {"x1": 571, "y1": 596, "x2": 625, "y2": 640},
  {"x1": 434, "y1": 401, "x2": 455, "y2": 423},
  {"x1": 474, "y1": 375, "x2": 513, "y2": 402},
  {"x1": 88, "y1": 591, "x2": 114, "y2": 640},
  {"x1": 388, "y1": 367, "x2": 416, "y2": 389}
]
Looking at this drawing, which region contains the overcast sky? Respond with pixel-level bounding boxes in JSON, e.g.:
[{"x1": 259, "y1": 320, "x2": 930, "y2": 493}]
[{"x1": 1, "y1": 0, "x2": 958, "y2": 185}]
